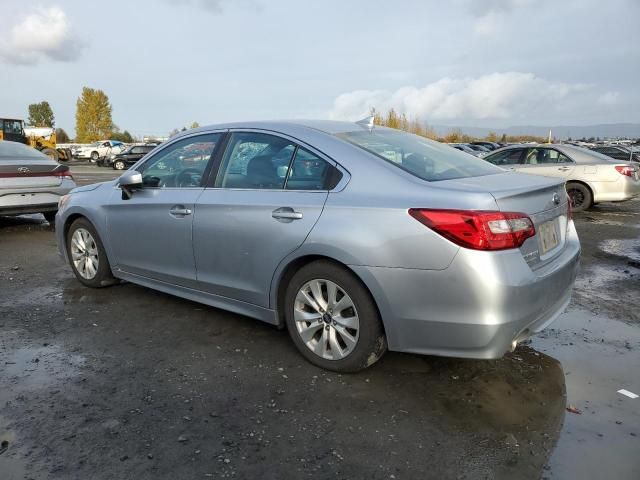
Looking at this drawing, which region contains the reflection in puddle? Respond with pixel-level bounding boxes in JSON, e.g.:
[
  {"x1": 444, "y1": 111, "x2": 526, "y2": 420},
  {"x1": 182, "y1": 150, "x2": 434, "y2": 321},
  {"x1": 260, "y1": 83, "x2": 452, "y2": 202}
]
[
  {"x1": 532, "y1": 309, "x2": 640, "y2": 479},
  {"x1": 0, "y1": 344, "x2": 85, "y2": 406}
]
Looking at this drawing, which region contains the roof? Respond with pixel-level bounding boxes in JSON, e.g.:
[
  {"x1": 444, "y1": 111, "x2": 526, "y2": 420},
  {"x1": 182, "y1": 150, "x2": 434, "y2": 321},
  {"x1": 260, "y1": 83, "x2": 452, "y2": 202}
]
[{"x1": 184, "y1": 119, "x2": 374, "y2": 138}]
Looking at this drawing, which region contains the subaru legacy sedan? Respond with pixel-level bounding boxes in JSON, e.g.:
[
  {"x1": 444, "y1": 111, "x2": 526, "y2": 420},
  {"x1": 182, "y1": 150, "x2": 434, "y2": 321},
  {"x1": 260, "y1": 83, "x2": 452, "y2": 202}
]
[{"x1": 56, "y1": 120, "x2": 580, "y2": 372}]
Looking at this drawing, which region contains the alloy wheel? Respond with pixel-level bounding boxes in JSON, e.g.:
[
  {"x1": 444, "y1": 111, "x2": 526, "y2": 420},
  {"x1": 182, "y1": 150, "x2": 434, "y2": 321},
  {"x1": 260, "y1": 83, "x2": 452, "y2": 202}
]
[
  {"x1": 70, "y1": 228, "x2": 99, "y2": 279},
  {"x1": 294, "y1": 279, "x2": 360, "y2": 360}
]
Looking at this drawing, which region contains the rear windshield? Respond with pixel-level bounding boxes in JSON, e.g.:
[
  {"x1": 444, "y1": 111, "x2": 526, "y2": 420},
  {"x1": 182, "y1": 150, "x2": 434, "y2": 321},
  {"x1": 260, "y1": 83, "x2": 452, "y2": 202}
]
[
  {"x1": 337, "y1": 129, "x2": 501, "y2": 181},
  {"x1": 0, "y1": 140, "x2": 49, "y2": 159}
]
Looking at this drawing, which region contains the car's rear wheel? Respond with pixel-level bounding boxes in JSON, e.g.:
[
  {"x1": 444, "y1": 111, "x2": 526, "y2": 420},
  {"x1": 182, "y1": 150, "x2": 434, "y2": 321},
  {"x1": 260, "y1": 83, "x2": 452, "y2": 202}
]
[
  {"x1": 90, "y1": 151, "x2": 99, "y2": 162},
  {"x1": 114, "y1": 160, "x2": 125, "y2": 170},
  {"x1": 566, "y1": 182, "x2": 592, "y2": 212},
  {"x1": 66, "y1": 218, "x2": 117, "y2": 288},
  {"x1": 284, "y1": 260, "x2": 386, "y2": 372}
]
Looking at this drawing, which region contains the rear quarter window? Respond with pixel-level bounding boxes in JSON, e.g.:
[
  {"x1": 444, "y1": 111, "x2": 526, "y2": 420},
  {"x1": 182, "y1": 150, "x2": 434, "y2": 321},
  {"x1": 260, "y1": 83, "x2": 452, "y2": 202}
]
[{"x1": 337, "y1": 129, "x2": 502, "y2": 182}]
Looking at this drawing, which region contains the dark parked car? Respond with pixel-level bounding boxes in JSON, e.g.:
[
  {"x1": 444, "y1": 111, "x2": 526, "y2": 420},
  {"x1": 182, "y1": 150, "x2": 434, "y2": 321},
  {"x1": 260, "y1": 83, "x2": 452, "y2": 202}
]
[
  {"x1": 111, "y1": 144, "x2": 158, "y2": 170},
  {"x1": 471, "y1": 141, "x2": 501, "y2": 151},
  {"x1": 591, "y1": 145, "x2": 640, "y2": 163}
]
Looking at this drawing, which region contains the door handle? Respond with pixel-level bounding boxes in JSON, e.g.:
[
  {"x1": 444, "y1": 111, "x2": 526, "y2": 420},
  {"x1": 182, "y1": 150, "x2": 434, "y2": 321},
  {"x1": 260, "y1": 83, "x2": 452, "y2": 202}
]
[
  {"x1": 169, "y1": 205, "x2": 192, "y2": 217},
  {"x1": 557, "y1": 166, "x2": 571, "y2": 171},
  {"x1": 272, "y1": 207, "x2": 303, "y2": 221}
]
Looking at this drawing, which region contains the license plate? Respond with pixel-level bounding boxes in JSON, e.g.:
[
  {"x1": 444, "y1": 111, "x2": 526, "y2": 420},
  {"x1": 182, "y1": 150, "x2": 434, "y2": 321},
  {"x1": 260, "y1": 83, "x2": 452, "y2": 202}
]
[{"x1": 539, "y1": 220, "x2": 559, "y2": 254}]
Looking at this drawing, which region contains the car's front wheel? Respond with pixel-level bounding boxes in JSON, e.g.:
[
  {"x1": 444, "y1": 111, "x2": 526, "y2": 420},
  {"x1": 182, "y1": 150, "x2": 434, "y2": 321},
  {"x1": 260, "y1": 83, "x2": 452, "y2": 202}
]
[
  {"x1": 566, "y1": 182, "x2": 592, "y2": 212},
  {"x1": 66, "y1": 218, "x2": 117, "y2": 288},
  {"x1": 284, "y1": 260, "x2": 386, "y2": 372},
  {"x1": 113, "y1": 160, "x2": 126, "y2": 170},
  {"x1": 90, "y1": 151, "x2": 99, "y2": 161}
]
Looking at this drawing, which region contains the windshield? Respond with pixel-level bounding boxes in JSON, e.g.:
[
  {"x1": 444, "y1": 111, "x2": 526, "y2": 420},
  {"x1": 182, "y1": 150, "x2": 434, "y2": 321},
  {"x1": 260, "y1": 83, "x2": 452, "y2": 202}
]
[
  {"x1": 0, "y1": 140, "x2": 49, "y2": 159},
  {"x1": 337, "y1": 129, "x2": 502, "y2": 181}
]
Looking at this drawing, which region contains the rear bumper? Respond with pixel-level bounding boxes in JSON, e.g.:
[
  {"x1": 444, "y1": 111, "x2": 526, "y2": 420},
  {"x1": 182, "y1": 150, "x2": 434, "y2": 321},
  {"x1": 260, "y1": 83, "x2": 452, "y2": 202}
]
[
  {"x1": 352, "y1": 221, "x2": 580, "y2": 359},
  {"x1": 592, "y1": 175, "x2": 640, "y2": 202},
  {"x1": 0, "y1": 203, "x2": 58, "y2": 216}
]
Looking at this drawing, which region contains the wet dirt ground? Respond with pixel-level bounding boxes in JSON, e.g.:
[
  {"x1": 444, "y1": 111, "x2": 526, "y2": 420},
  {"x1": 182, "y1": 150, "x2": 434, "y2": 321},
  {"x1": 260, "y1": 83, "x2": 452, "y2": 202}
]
[{"x1": 1, "y1": 167, "x2": 638, "y2": 479}]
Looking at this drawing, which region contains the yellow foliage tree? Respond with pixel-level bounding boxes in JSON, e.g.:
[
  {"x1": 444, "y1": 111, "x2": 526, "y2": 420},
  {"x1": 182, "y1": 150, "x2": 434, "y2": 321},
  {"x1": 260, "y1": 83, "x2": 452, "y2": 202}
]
[{"x1": 75, "y1": 87, "x2": 113, "y2": 143}]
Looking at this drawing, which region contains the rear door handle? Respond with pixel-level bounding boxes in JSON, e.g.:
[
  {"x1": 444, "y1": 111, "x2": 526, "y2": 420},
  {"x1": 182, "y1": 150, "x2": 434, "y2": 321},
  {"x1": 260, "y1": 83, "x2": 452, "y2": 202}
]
[
  {"x1": 169, "y1": 205, "x2": 192, "y2": 217},
  {"x1": 557, "y1": 166, "x2": 571, "y2": 171},
  {"x1": 272, "y1": 207, "x2": 303, "y2": 222}
]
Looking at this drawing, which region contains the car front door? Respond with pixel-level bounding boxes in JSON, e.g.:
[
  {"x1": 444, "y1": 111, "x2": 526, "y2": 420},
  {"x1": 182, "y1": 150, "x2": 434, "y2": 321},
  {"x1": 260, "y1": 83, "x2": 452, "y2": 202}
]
[
  {"x1": 105, "y1": 132, "x2": 224, "y2": 287},
  {"x1": 193, "y1": 131, "x2": 339, "y2": 307}
]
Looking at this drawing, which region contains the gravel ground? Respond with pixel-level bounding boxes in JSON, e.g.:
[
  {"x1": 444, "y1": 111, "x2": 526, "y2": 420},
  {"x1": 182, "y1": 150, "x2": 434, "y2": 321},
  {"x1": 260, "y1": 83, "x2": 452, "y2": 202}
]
[{"x1": 0, "y1": 167, "x2": 638, "y2": 479}]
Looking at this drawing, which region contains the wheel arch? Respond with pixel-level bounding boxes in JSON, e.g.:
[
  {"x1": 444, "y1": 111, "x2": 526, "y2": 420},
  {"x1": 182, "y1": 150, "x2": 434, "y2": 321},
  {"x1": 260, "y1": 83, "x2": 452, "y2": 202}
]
[
  {"x1": 271, "y1": 254, "x2": 387, "y2": 336},
  {"x1": 566, "y1": 179, "x2": 594, "y2": 205}
]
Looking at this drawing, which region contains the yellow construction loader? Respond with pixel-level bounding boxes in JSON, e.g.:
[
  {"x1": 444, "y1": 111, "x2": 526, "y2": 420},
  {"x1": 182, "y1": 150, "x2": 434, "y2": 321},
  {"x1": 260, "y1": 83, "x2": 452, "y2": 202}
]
[{"x1": 0, "y1": 118, "x2": 72, "y2": 161}]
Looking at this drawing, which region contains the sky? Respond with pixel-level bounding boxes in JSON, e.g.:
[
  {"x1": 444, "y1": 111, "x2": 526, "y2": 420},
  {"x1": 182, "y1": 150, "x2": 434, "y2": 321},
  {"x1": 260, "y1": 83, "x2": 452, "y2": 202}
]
[{"x1": 1, "y1": 0, "x2": 639, "y2": 137}]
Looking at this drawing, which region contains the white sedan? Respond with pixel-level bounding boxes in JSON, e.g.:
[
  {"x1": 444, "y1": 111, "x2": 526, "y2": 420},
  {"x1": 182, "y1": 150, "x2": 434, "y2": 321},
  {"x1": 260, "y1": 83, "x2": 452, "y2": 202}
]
[
  {"x1": 74, "y1": 140, "x2": 126, "y2": 161},
  {"x1": 485, "y1": 144, "x2": 640, "y2": 211}
]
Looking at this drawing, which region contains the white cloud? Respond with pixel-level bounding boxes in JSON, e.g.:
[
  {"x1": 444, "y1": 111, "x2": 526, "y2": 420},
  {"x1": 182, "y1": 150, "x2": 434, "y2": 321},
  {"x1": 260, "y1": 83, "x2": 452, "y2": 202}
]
[
  {"x1": 329, "y1": 72, "x2": 592, "y2": 123},
  {"x1": 0, "y1": 7, "x2": 83, "y2": 65},
  {"x1": 464, "y1": 0, "x2": 541, "y2": 35},
  {"x1": 162, "y1": 0, "x2": 255, "y2": 13},
  {"x1": 597, "y1": 91, "x2": 620, "y2": 106}
]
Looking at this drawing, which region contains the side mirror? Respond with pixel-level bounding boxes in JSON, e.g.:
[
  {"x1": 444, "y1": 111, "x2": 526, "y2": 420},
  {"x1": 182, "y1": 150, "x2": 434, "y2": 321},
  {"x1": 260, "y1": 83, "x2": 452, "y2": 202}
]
[{"x1": 118, "y1": 170, "x2": 143, "y2": 200}]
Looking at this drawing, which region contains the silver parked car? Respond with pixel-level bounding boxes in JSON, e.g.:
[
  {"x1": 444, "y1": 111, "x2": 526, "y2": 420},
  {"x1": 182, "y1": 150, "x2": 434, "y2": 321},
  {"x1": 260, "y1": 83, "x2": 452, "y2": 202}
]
[
  {"x1": 485, "y1": 144, "x2": 640, "y2": 211},
  {"x1": 56, "y1": 121, "x2": 580, "y2": 372},
  {"x1": 0, "y1": 140, "x2": 76, "y2": 222}
]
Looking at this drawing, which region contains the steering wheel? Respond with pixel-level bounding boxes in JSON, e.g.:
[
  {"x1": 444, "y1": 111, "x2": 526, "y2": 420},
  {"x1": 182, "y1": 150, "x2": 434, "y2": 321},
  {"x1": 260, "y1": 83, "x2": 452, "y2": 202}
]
[{"x1": 175, "y1": 168, "x2": 203, "y2": 187}]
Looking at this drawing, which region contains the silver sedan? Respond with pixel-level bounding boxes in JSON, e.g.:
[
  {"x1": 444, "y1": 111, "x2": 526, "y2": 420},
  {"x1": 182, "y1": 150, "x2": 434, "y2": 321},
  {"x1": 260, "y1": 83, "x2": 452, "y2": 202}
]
[
  {"x1": 55, "y1": 120, "x2": 580, "y2": 372},
  {"x1": 485, "y1": 144, "x2": 640, "y2": 211},
  {"x1": 0, "y1": 140, "x2": 76, "y2": 222}
]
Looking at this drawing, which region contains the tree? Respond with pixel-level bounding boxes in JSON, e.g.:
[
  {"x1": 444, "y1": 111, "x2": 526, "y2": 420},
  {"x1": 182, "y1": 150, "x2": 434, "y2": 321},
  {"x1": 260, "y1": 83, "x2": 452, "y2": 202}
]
[
  {"x1": 27, "y1": 101, "x2": 55, "y2": 127},
  {"x1": 190, "y1": 121, "x2": 200, "y2": 129},
  {"x1": 55, "y1": 128, "x2": 70, "y2": 143},
  {"x1": 75, "y1": 87, "x2": 113, "y2": 143},
  {"x1": 500, "y1": 133, "x2": 507, "y2": 143},
  {"x1": 485, "y1": 131, "x2": 498, "y2": 142},
  {"x1": 111, "y1": 130, "x2": 134, "y2": 143}
]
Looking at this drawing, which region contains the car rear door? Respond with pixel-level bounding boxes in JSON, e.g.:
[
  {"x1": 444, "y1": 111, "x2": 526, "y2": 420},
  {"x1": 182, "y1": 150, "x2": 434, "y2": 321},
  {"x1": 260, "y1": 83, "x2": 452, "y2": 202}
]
[
  {"x1": 104, "y1": 132, "x2": 224, "y2": 287},
  {"x1": 192, "y1": 131, "x2": 339, "y2": 307},
  {"x1": 518, "y1": 147, "x2": 575, "y2": 179}
]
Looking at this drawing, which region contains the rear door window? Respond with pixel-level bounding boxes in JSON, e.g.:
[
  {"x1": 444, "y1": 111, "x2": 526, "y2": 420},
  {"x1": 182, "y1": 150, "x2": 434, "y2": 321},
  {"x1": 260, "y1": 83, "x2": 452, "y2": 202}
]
[
  {"x1": 285, "y1": 148, "x2": 335, "y2": 190},
  {"x1": 486, "y1": 148, "x2": 525, "y2": 166},
  {"x1": 215, "y1": 132, "x2": 296, "y2": 189}
]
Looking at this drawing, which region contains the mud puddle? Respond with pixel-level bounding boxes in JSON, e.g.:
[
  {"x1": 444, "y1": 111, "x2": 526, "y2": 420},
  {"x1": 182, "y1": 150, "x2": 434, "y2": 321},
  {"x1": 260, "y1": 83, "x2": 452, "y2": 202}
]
[{"x1": 532, "y1": 308, "x2": 640, "y2": 479}]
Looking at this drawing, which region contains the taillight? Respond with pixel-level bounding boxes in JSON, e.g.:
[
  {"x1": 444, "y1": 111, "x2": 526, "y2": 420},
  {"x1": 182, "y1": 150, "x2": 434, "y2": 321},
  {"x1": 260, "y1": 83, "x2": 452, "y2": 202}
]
[
  {"x1": 615, "y1": 165, "x2": 635, "y2": 177},
  {"x1": 408, "y1": 209, "x2": 536, "y2": 251},
  {"x1": 53, "y1": 169, "x2": 73, "y2": 180}
]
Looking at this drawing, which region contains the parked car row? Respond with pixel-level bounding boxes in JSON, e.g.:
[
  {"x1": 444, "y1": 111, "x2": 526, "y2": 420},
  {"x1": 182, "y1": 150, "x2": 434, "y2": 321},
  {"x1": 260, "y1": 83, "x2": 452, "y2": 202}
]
[{"x1": 3, "y1": 119, "x2": 639, "y2": 373}]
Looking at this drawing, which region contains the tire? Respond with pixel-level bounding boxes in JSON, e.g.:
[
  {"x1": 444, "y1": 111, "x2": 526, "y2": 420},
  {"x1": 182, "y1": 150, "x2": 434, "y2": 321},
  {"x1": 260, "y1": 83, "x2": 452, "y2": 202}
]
[
  {"x1": 41, "y1": 148, "x2": 59, "y2": 162},
  {"x1": 113, "y1": 160, "x2": 126, "y2": 170},
  {"x1": 66, "y1": 218, "x2": 117, "y2": 288},
  {"x1": 43, "y1": 211, "x2": 57, "y2": 224},
  {"x1": 90, "y1": 151, "x2": 99, "y2": 161},
  {"x1": 566, "y1": 182, "x2": 592, "y2": 212},
  {"x1": 284, "y1": 260, "x2": 386, "y2": 372}
]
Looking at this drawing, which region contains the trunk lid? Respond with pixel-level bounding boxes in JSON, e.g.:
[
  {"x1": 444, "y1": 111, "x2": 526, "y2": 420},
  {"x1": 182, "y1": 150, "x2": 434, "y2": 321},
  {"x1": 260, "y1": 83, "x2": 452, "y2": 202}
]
[
  {"x1": 435, "y1": 172, "x2": 570, "y2": 269},
  {"x1": 0, "y1": 158, "x2": 69, "y2": 188}
]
